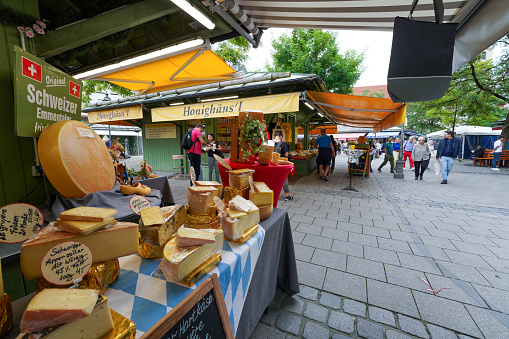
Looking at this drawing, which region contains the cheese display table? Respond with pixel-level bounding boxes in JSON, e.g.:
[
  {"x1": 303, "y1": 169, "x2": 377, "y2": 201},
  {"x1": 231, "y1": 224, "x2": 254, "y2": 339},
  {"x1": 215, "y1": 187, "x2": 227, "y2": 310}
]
[
  {"x1": 291, "y1": 154, "x2": 317, "y2": 175},
  {"x1": 135, "y1": 176, "x2": 175, "y2": 206},
  {"x1": 217, "y1": 159, "x2": 294, "y2": 208}
]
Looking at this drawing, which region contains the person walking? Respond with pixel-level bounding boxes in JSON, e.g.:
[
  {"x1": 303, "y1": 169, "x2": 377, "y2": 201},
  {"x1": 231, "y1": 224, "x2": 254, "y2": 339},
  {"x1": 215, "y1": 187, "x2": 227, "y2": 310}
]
[
  {"x1": 491, "y1": 136, "x2": 505, "y2": 170},
  {"x1": 428, "y1": 140, "x2": 436, "y2": 157},
  {"x1": 187, "y1": 123, "x2": 207, "y2": 185},
  {"x1": 316, "y1": 129, "x2": 335, "y2": 181},
  {"x1": 402, "y1": 137, "x2": 415, "y2": 170},
  {"x1": 412, "y1": 137, "x2": 430, "y2": 180},
  {"x1": 377, "y1": 136, "x2": 395, "y2": 173},
  {"x1": 375, "y1": 141, "x2": 382, "y2": 157},
  {"x1": 393, "y1": 137, "x2": 401, "y2": 162},
  {"x1": 329, "y1": 135, "x2": 338, "y2": 173},
  {"x1": 369, "y1": 140, "x2": 376, "y2": 172},
  {"x1": 436, "y1": 130, "x2": 460, "y2": 184},
  {"x1": 274, "y1": 131, "x2": 293, "y2": 201},
  {"x1": 206, "y1": 133, "x2": 222, "y2": 182}
]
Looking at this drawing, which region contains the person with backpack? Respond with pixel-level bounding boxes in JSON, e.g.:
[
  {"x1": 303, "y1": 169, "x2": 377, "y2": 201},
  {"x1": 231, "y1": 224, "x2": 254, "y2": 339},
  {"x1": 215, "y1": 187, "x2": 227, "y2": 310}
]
[{"x1": 182, "y1": 124, "x2": 207, "y2": 185}]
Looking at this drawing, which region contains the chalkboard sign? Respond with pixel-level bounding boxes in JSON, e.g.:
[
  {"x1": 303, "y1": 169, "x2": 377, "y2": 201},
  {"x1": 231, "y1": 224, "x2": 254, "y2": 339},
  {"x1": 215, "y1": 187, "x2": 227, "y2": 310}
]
[{"x1": 141, "y1": 274, "x2": 234, "y2": 339}]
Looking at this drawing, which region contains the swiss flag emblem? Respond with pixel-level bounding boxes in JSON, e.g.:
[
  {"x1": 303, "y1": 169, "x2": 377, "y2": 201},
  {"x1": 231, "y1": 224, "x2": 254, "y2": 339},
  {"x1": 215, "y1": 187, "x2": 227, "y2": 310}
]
[
  {"x1": 69, "y1": 81, "x2": 81, "y2": 98},
  {"x1": 22, "y1": 57, "x2": 42, "y2": 83}
]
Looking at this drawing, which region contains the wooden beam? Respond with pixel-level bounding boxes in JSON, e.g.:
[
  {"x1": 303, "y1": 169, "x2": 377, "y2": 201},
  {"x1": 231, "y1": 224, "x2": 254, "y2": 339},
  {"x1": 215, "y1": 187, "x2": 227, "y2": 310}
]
[{"x1": 36, "y1": 0, "x2": 180, "y2": 58}]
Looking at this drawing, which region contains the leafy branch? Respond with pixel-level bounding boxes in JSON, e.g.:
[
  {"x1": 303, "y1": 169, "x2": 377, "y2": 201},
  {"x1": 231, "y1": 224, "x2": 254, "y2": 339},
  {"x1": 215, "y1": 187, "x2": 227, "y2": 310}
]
[{"x1": 238, "y1": 117, "x2": 268, "y2": 159}]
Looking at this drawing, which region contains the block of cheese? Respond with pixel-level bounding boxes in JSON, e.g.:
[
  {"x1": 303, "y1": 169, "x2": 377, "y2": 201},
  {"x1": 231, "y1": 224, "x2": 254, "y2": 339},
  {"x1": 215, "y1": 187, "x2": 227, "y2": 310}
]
[
  {"x1": 161, "y1": 230, "x2": 223, "y2": 282},
  {"x1": 140, "y1": 206, "x2": 164, "y2": 226},
  {"x1": 278, "y1": 160, "x2": 292, "y2": 165},
  {"x1": 228, "y1": 169, "x2": 255, "y2": 189},
  {"x1": 229, "y1": 126, "x2": 239, "y2": 163},
  {"x1": 223, "y1": 185, "x2": 249, "y2": 203},
  {"x1": 140, "y1": 205, "x2": 186, "y2": 247},
  {"x1": 226, "y1": 208, "x2": 247, "y2": 219},
  {"x1": 271, "y1": 152, "x2": 280, "y2": 166},
  {"x1": 259, "y1": 204, "x2": 273, "y2": 221},
  {"x1": 228, "y1": 195, "x2": 258, "y2": 213},
  {"x1": 249, "y1": 181, "x2": 273, "y2": 206},
  {"x1": 0, "y1": 293, "x2": 12, "y2": 337},
  {"x1": 28, "y1": 295, "x2": 114, "y2": 339},
  {"x1": 223, "y1": 197, "x2": 260, "y2": 240},
  {"x1": 21, "y1": 222, "x2": 138, "y2": 280},
  {"x1": 195, "y1": 181, "x2": 223, "y2": 197},
  {"x1": 21, "y1": 289, "x2": 99, "y2": 333},
  {"x1": 188, "y1": 186, "x2": 219, "y2": 214},
  {"x1": 54, "y1": 217, "x2": 116, "y2": 235},
  {"x1": 280, "y1": 157, "x2": 288, "y2": 161},
  {"x1": 186, "y1": 215, "x2": 221, "y2": 230},
  {"x1": 258, "y1": 145, "x2": 274, "y2": 165},
  {"x1": 59, "y1": 207, "x2": 117, "y2": 222},
  {"x1": 176, "y1": 227, "x2": 216, "y2": 247},
  {"x1": 186, "y1": 204, "x2": 217, "y2": 225},
  {"x1": 238, "y1": 110, "x2": 263, "y2": 128}
]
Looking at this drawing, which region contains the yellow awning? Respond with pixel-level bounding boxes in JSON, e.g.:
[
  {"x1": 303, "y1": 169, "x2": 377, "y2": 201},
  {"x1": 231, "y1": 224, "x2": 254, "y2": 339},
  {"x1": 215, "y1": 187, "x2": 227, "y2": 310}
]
[
  {"x1": 95, "y1": 50, "x2": 236, "y2": 94},
  {"x1": 307, "y1": 91, "x2": 406, "y2": 133}
]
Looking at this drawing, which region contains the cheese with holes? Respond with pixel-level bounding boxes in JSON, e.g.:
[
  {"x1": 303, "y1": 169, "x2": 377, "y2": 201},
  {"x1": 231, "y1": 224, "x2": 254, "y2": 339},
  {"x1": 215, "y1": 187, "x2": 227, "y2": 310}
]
[
  {"x1": 271, "y1": 152, "x2": 280, "y2": 166},
  {"x1": 188, "y1": 186, "x2": 219, "y2": 214},
  {"x1": 223, "y1": 186, "x2": 249, "y2": 203},
  {"x1": 249, "y1": 182, "x2": 273, "y2": 206},
  {"x1": 258, "y1": 145, "x2": 274, "y2": 165},
  {"x1": 59, "y1": 207, "x2": 117, "y2": 222},
  {"x1": 223, "y1": 197, "x2": 260, "y2": 240},
  {"x1": 186, "y1": 204, "x2": 217, "y2": 225},
  {"x1": 21, "y1": 289, "x2": 99, "y2": 333},
  {"x1": 28, "y1": 295, "x2": 114, "y2": 339},
  {"x1": 161, "y1": 230, "x2": 223, "y2": 282},
  {"x1": 54, "y1": 217, "x2": 116, "y2": 235},
  {"x1": 229, "y1": 196, "x2": 257, "y2": 213},
  {"x1": 176, "y1": 227, "x2": 216, "y2": 247},
  {"x1": 195, "y1": 181, "x2": 223, "y2": 197},
  {"x1": 140, "y1": 206, "x2": 164, "y2": 226},
  {"x1": 140, "y1": 205, "x2": 186, "y2": 247},
  {"x1": 228, "y1": 169, "x2": 255, "y2": 189},
  {"x1": 259, "y1": 204, "x2": 273, "y2": 221},
  {"x1": 21, "y1": 222, "x2": 138, "y2": 280}
]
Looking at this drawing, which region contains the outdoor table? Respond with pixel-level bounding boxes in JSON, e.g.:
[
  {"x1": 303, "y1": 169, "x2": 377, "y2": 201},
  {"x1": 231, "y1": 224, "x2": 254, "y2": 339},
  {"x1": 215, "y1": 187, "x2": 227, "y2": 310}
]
[
  {"x1": 217, "y1": 159, "x2": 294, "y2": 208},
  {"x1": 135, "y1": 176, "x2": 175, "y2": 206}
]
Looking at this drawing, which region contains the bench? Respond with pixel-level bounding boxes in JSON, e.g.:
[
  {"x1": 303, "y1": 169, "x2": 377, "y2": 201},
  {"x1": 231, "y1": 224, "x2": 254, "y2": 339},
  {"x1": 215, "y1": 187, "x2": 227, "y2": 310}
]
[{"x1": 472, "y1": 150, "x2": 509, "y2": 167}]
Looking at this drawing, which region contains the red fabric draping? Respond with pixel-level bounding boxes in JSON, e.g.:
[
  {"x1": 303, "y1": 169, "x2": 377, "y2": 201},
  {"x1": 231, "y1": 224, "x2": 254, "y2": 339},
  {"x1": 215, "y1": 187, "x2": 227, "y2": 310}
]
[{"x1": 217, "y1": 159, "x2": 294, "y2": 208}]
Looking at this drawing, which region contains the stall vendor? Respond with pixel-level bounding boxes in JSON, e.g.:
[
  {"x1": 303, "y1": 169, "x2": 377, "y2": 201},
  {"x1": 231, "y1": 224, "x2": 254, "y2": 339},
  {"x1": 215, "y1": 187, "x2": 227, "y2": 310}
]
[{"x1": 315, "y1": 129, "x2": 336, "y2": 181}]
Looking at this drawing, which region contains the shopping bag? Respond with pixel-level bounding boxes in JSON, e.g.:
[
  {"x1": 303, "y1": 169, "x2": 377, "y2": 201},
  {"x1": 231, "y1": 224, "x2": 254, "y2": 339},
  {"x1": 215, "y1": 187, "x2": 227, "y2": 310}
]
[{"x1": 434, "y1": 161, "x2": 440, "y2": 176}]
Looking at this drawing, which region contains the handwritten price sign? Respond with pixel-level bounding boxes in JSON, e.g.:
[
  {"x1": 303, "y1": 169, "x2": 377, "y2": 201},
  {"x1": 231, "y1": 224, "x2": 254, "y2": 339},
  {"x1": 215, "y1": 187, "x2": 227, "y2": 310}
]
[
  {"x1": 0, "y1": 203, "x2": 43, "y2": 243},
  {"x1": 41, "y1": 241, "x2": 93, "y2": 285},
  {"x1": 129, "y1": 195, "x2": 151, "y2": 215}
]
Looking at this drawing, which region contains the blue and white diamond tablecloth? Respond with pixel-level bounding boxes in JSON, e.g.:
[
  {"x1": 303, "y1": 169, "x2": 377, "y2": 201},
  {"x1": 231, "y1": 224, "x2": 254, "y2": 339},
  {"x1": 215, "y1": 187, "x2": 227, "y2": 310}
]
[{"x1": 105, "y1": 228, "x2": 265, "y2": 338}]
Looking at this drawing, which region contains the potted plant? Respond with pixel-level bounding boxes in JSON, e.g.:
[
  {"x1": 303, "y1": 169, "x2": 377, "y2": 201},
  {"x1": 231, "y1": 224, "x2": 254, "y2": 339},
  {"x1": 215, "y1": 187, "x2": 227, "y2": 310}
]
[{"x1": 239, "y1": 116, "x2": 268, "y2": 164}]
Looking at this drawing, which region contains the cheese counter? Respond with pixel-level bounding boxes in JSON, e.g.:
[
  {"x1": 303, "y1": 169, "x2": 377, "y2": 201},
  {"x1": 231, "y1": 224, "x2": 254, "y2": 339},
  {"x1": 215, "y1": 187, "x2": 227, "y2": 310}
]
[{"x1": 291, "y1": 153, "x2": 317, "y2": 175}]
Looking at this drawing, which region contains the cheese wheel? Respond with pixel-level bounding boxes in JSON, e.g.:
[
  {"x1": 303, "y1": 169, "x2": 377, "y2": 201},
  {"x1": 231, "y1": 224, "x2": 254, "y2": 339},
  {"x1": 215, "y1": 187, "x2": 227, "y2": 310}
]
[
  {"x1": 259, "y1": 204, "x2": 273, "y2": 221},
  {"x1": 38, "y1": 121, "x2": 115, "y2": 198}
]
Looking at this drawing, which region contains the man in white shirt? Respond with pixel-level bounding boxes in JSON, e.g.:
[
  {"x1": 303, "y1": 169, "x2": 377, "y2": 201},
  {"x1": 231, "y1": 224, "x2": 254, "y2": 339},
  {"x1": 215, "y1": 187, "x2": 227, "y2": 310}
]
[{"x1": 491, "y1": 136, "x2": 505, "y2": 170}]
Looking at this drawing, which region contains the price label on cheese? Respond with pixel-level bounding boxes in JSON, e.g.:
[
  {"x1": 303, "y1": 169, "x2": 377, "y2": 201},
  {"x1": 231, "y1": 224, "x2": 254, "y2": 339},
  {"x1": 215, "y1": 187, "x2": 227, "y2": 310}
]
[
  {"x1": 41, "y1": 241, "x2": 93, "y2": 285},
  {"x1": 74, "y1": 126, "x2": 95, "y2": 138},
  {"x1": 0, "y1": 203, "x2": 43, "y2": 243},
  {"x1": 129, "y1": 195, "x2": 151, "y2": 215}
]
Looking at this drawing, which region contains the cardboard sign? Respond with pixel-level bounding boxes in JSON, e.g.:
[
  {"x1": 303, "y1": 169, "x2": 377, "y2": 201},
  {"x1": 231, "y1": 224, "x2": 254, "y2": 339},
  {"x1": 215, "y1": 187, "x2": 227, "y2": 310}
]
[
  {"x1": 129, "y1": 195, "x2": 151, "y2": 215},
  {"x1": 141, "y1": 274, "x2": 233, "y2": 339},
  {"x1": 0, "y1": 203, "x2": 43, "y2": 243},
  {"x1": 41, "y1": 241, "x2": 93, "y2": 285}
]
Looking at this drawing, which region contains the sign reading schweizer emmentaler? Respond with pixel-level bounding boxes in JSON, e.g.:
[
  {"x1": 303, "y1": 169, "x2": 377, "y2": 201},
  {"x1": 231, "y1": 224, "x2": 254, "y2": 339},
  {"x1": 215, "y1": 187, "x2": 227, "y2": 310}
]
[{"x1": 14, "y1": 47, "x2": 82, "y2": 137}]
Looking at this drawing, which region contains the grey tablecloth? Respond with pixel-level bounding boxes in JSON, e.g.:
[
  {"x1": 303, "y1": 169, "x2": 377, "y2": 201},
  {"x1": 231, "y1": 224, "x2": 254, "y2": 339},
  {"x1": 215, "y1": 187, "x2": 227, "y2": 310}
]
[
  {"x1": 135, "y1": 176, "x2": 175, "y2": 206},
  {"x1": 236, "y1": 208, "x2": 300, "y2": 339}
]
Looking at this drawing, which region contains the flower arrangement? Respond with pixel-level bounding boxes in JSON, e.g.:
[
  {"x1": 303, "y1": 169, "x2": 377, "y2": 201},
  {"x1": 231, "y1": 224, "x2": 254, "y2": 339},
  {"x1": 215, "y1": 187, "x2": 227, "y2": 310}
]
[
  {"x1": 17, "y1": 21, "x2": 46, "y2": 38},
  {"x1": 239, "y1": 116, "x2": 268, "y2": 160}
]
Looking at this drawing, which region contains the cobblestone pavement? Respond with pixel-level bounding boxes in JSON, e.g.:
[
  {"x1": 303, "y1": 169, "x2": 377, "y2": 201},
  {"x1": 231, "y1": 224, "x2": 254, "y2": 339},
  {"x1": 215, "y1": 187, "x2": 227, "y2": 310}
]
[{"x1": 165, "y1": 154, "x2": 509, "y2": 339}]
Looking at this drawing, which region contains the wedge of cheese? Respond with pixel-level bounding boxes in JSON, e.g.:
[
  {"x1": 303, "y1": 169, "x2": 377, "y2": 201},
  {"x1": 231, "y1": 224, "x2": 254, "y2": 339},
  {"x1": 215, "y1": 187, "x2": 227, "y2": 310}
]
[
  {"x1": 186, "y1": 204, "x2": 217, "y2": 225},
  {"x1": 59, "y1": 207, "x2": 117, "y2": 222},
  {"x1": 223, "y1": 197, "x2": 260, "y2": 240},
  {"x1": 249, "y1": 182, "x2": 273, "y2": 206},
  {"x1": 259, "y1": 204, "x2": 273, "y2": 221},
  {"x1": 161, "y1": 230, "x2": 223, "y2": 282},
  {"x1": 228, "y1": 169, "x2": 254, "y2": 189},
  {"x1": 21, "y1": 289, "x2": 99, "y2": 333},
  {"x1": 176, "y1": 227, "x2": 216, "y2": 247},
  {"x1": 140, "y1": 206, "x2": 164, "y2": 226},
  {"x1": 195, "y1": 181, "x2": 223, "y2": 197},
  {"x1": 28, "y1": 295, "x2": 114, "y2": 339},
  {"x1": 258, "y1": 145, "x2": 274, "y2": 165},
  {"x1": 54, "y1": 217, "x2": 116, "y2": 235},
  {"x1": 223, "y1": 185, "x2": 249, "y2": 203},
  {"x1": 140, "y1": 205, "x2": 186, "y2": 247},
  {"x1": 21, "y1": 222, "x2": 138, "y2": 280},
  {"x1": 188, "y1": 186, "x2": 219, "y2": 214},
  {"x1": 271, "y1": 152, "x2": 280, "y2": 166}
]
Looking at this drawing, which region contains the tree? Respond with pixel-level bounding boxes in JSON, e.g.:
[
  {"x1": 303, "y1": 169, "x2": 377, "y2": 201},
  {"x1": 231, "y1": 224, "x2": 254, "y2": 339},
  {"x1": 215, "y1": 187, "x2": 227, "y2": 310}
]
[
  {"x1": 82, "y1": 80, "x2": 133, "y2": 106},
  {"x1": 361, "y1": 88, "x2": 386, "y2": 98},
  {"x1": 213, "y1": 37, "x2": 251, "y2": 66},
  {"x1": 267, "y1": 29, "x2": 364, "y2": 94}
]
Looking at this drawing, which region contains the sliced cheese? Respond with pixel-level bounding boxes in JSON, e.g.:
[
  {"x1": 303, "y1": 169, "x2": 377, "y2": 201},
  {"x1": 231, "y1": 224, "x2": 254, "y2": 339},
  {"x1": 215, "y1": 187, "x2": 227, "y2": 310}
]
[
  {"x1": 188, "y1": 186, "x2": 219, "y2": 214},
  {"x1": 228, "y1": 169, "x2": 255, "y2": 189},
  {"x1": 223, "y1": 207, "x2": 260, "y2": 241},
  {"x1": 140, "y1": 206, "x2": 164, "y2": 226},
  {"x1": 259, "y1": 204, "x2": 273, "y2": 221},
  {"x1": 258, "y1": 145, "x2": 274, "y2": 165},
  {"x1": 140, "y1": 205, "x2": 186, "y2": 247},
  {"x1": 54, "y1": 217, "x2": 116, "y2": 235},
  {"x1": 59, "y1": 207, "x2": 117, "y2": 222},
  {"x1": 229, "y1": 196, "x2": 257, "y2": 213},
  {"x1": 21, "y1": 222, "x2": 138, "y2": 280},
  {"x1": 176, "y1": 228, "x2": 216, "y2": 247},
  {"x1": 280, "y1": 157, "x2": 288, "y2": 161},
  {"x1": 21, "y1": 289, "x2": 99, "y2": 333},
  {"x1": 29, "y1": 295, "x2": 114, "y2": 339},
  {"x1": 271, "y1": 152, "x2": 280, "y2": 166},
  {"x1": 226, "y1": 208, "x2": 247, "y2": 219},
  {"x1": 195, "y1": 181, "x2": 223, "y2": 197},
  {"x1": 249, "y1": 182, "x2": 273, "y2": 206},
  {"x1": 161, "y1": 230, "x2": 223, "y2": 282}
]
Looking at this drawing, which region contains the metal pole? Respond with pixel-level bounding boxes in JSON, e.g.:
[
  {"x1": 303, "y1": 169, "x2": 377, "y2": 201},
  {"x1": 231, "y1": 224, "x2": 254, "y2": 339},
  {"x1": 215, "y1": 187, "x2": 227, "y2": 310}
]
[{"x1": 394, "y1": 124, "x2": 405, "y2": 179}]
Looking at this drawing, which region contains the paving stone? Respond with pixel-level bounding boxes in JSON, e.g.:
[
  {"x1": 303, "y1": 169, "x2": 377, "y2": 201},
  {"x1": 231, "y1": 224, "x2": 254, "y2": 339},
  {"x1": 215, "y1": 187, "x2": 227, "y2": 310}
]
[
  {"x1": 398, "y1": 314, "x2": 429, "y2": 338},
  {"x1": 311, "y1": 249, "x2": 347, "y2": 271},
  {"x1": 337, "y1": 222, "x2": 363, "y2": 233},
  {"x1": 295, "y1": 223, "x2": 323, "y2": 236},
  {"x1": 423, "y1": 273, "x2": 481, "y2": 306},
  {"x1": 386, "y1": 330, "x2": 413, "y2": 339},
  {"x1": 331, "y1": 239, "x2": 364, "y2": 257},
  {"x1": 251, "y1": 323, "x2": 287, "y2": 339},
  {"x1": 397, "y1": 252, "x2": 442, "y2": 275},
  {"x1": 260, "y1": 306, "x2": 280, "y2": 326},
  {"x1": 385, "y1": 264, "x2": 428, "y2": 291},
  {"x1": 296, "y1": 260, "x2": 326, "y2": 289},
  {"x1": 464, "y1": 304, "x2": 509, "y2": 339},
  {"x1": 328, "y1": 311, "x2": 355, "y2": 334},
  {"x1": 324, "y1": 270, "x2": 367, "y2": 302},
  {"x1": 368, "y1": 306, "x2": 396, "y2": 327},
  {"x1": 302, "y1": 234, "x2": 333, "y2": 250},
  {"x1": 357, "y1": 318, "x2": 384, "y2": 339},
  {"x1": 476, "y1": 268, "x2": 509, "y2": 291},
  {"x1": 291, "y1": 214, "x2": 315, "y2": 225},
  {"x1": 292, "y1": 231, "x2": 305, "y2": 244},
  {"x1": 363, "y1": 226, "x2": 391, "y2": 238},
  {"x1": 457, "y1": 233, "x2": 497, "y2": 246},
  {"x1": 320, "y1": 228, "x2": 349, "y2": 241},
  {"x1": 327, "y1": 213, "x2": 350, "y2": 222},
  {"x1": 366, "y1": 279, "x2": 420, "y2": 318},
  {"x1": 303, "y1": 303, "x2": 328, "y2": 322},
  {"x1": 271, "y1": 289, "x2": 286, "y2": 307},
  {"x1": 443, "y1": 249, "x2": 492, "y2": 269},
  {"x1": 305, "y1": 209, "x2": 328, "y2": 218},
  {"x1": 281, "y1": 295, "x2": 305, "y2": 314},
  {"x1": 298, "y1": 285, "x2": 318, "y2": 301},
  {"x1": 348, "y1": 232, "x2": 379, "y2": 247},
  {"x1": 427, "y1": 324, "x2": 458, "y2": 339},
  {"x1": 437, "y1": 261, "x2": 491, "y2": 286},
  {"x1": 293, "y1": 244, "x2": 315, "y2": 262},
  {"x1": 275, "y1": 311, "x2": 302, "y2": 336},
  {"x1": 302, "y1": 321, "x2": 330, "y2": 339},
  {"x1": 313, "y1": 217, "x2": 338, "y2": 229},
  {"x1": 332, "y1": 333, "x2": 351, "y2": 339},
  {"x1": 472, "y1": 283, "x2": 509, "y2": 314},
  {"x1": 347, "y1": 256, "x2": 386, "y2": 281},
  {"x1": 343, "y1": 298, "x2": 366, "y2": 317},
  {"x1": 364, "y1": 246, "x2": 400, "y2": 265},
  {"x1": 319, "y1": 292, "x2": 341, "y2": 309},
  {"x1": 378, "y1": 237, "x2": 413, "y2": 254}
]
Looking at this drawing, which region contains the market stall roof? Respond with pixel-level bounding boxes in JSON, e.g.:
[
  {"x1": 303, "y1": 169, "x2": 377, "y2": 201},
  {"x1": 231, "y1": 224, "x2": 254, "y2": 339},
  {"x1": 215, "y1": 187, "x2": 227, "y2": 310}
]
[
  {"x1": 427, "y1": 126, "x2": 501, "y2": 138},
  {"x1": 306, "y1": 91, "x2": 406, "y2": 133}
]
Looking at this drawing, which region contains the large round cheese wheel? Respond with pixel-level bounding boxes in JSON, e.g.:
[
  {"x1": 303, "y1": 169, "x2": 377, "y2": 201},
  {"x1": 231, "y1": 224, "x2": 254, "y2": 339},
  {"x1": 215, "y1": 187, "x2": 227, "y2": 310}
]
[
  {"x1": 38, "y1": 121, "x2": 115, "y2": 198},
  {"x1": 259, "y1": 204, "x2": 273, "y2": 221}
]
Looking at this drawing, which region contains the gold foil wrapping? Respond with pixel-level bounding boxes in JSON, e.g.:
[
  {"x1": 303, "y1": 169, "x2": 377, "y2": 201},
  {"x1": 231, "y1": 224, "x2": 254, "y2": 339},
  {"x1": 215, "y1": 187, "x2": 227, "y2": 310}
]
[
  {"x1": 0, "y1": 293, "x2": 13, "y2": 338},
  {"x1": 186, "y1": 204, "x2": 217, "y2": 224},
  {"x1": 138, "y1": 232, "x2": 165, "y2": 259},
  {"x1": 223, "y1": 186, "x2": 250, "y2": 204},
  {"x1": 225, "y1": 224, "x2": 259, "y2": 245},
  {"x1": 36, "y1": 259, "x2": 120, "y2": 294},
  {"x1": 186, "y1": 216, "x2": 221, "y2": 230},
  {"x1": 105, "y1": 309, "x2": 136, "y2": 339}
]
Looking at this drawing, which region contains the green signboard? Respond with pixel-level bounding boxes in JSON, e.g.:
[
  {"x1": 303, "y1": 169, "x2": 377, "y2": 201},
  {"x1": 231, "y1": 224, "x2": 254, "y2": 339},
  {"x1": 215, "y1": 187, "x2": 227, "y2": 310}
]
[{"x1": 14, "y1": 47, "x2": 82, "y2": 137}]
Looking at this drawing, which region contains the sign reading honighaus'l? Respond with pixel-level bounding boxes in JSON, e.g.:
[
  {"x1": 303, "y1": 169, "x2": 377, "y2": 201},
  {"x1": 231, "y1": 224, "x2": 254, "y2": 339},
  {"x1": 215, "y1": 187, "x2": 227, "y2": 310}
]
[{"x1": 14, "y1": 47, "x2": 82, "y2": 137}]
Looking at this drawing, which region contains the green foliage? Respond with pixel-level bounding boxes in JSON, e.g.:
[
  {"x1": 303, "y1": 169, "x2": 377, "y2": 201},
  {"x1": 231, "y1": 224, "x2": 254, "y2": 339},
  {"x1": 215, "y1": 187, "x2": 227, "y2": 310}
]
[
  {"x1": 238, "y1": 117, "x2": 268, "y2": 159},
  {"x1": 267, "y1": 29, "x2": 364, "y2": 94},
  {"x1": 82, "y1": 80, "x2": 134, "y2": 106},
  {"x1": 0, "y1": 5, "x2": 41, "y2": 27},
  {"x1": 361, "y1": 88, "x2": 386, "y2": 98},
  {"x1": 213, "y1": 37, "x2": 251, "y2": 66}
]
